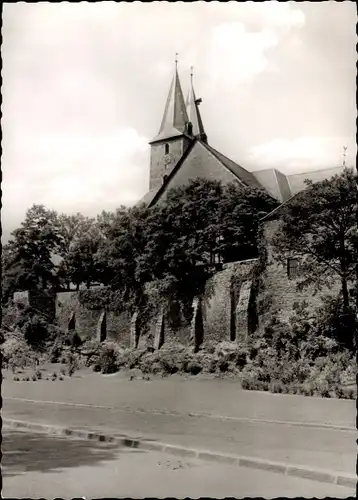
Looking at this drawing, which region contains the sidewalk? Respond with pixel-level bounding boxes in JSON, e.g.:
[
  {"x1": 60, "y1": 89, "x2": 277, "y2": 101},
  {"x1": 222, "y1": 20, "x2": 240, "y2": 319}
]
[{"x1": 2, "y1": 371, "x2": 356, "y2": 427}]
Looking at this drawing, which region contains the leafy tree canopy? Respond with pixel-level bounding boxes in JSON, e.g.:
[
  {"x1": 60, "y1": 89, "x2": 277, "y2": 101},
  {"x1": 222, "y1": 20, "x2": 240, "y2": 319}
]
[{"x1": 272, "y1": 168, "x2": 357, "y2": 314}]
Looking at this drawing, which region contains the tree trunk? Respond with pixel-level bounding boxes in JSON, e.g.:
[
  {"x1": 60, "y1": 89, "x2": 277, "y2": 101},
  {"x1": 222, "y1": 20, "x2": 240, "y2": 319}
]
[
  {"x1": 341, "y1": 276, "x2": 350, "y2": 313},
  {"x1": 76, "y1": 283, "x2": 79, "y2": 292}
]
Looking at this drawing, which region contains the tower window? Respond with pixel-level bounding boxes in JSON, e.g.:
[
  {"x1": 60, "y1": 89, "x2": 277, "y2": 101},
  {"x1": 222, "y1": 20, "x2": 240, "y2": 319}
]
[
  {"x1": 164, "y1": 143, "x2": 170, "y2": 154},
  {"x1": 287, "y1": 258, "x2": 299, "y2": 279}
]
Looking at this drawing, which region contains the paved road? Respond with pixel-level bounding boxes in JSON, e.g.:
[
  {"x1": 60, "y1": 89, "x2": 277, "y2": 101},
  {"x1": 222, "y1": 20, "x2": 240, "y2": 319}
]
[
  {"x1": 2, "y1": 430, "x2": 354, "y2": 498},
  {"x1": 3, "y1": 396, "x2": 356, "y2": 475}
]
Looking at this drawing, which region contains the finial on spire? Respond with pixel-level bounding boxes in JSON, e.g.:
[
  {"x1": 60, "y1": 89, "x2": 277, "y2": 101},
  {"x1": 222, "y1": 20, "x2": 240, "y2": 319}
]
[
  {"x1": 342, "y1": 145, "x2": 347, "y2": 167},
  {"x1": 175, "y1": 52, "x2": 179, "y2": 68}
]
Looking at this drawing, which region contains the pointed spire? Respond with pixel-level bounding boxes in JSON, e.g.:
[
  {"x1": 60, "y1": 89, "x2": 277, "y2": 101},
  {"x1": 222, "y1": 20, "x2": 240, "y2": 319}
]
[
  {"x1": 150, "y1": 56, "x2": 189, "y2": 143},
  {"x1": 186, "y1": 66, "x2": 207, "y2": 143}
]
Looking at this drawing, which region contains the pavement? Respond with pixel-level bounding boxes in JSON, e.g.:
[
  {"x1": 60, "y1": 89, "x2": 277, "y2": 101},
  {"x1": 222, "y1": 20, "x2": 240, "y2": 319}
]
[
  {"x1": 2, "y1": 370, "x2": 357, "y2": 489},
  {"x1": 2, "y1": 429, "x2": 355, "y2": 498}
]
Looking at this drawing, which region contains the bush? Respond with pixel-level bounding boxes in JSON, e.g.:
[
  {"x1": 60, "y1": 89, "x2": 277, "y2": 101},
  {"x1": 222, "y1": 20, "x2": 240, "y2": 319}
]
[
  {"x1": 51, "y1": 372, "x2": 57, "y2": 381},
  {"x1": 270, "y1": 380, "x2": 284, "y2": 394},
  {"x1": 64, "y1": 352, "x2": 80, "y2": 377},
  {"x1": 98, "y1": 342, "x2": 122, "y2": 374},
  {"x1": 187, "y1": 361, "x2": 202, "y2": 375},
  {"x1": 35, "y1": 369, "x2": 42, "y2": 380},
  {"x1": 217, "y1": 359, "x2": 229, "y2": 373},
  {"x1": 202, "y1": 341, "x2": 216, "y2": 354},
  {"x1": 80, "y1": 339, "x2": 102, "y2": 367},
  {"x1": 1, "y1": 337, "x2": 37, "y2": 371}
]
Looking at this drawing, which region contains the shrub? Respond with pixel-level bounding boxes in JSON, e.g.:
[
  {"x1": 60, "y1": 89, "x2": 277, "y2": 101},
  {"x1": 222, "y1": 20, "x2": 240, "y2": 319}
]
[
  {"x1": 58, "y1": 375, "x2": 64, "y2": 381},
  {"x1": 21, "y1": 312, "x2": 50, "y2": 349},
  {"x1": 1, "y1": 337, "x2": 36, "y2": 370},
  {"x1": 92, "y1": 364, "x2": 101, "y2": 372},
  {"x1": 31, "y1": 374, "x2": 37, "y2": 381},
  {"x1": 217, "y1": 359, "x2": 229, "y2": 373},
  {"x1": 270, "y1": 380, "x2": 284, "y2": 394},
  {"x1": 35, "y1": 369, "x2": 42, "y2": 380},
  {"x1": 51, "y1": 372, "x2": 57, "y2": 381},
  {"x1": 64, "y1": 352, "x2": 80, "y2": 377},
  {"x1": 236, "y1": 348, "x2": 249, "y2": 369},
  {"x1": 80, "y1": 339, "x2": 102, "y2": 367},
  {"x1": 202, "y1": 341, "x2": 216, "y2": 354},
  {"x1": 187, "y1": 361, "x2": 202, "y2": 375},
  {"x1": 342, "y1": 387, "x2": 355, "y2": 400},
  {"x1": 98, "y1": 342, "x2": 122, "y2": 374},
  {"x1": 13, "y1": 376, "x2": 19, "y2": 381}
]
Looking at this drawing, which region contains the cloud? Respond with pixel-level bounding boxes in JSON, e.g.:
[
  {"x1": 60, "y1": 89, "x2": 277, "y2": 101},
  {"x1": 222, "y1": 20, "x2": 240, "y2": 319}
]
[
  {"x1": 2, "y1": 127, "x2": 149, "y2": 226},
  {"x1": 247, "y1": 136, "x2": 357, "y2": 172},
  {"x1": 1, "y1": 1, "x2": 355, "y2": 243},
  {"x1": 200, "y1": 2, "x2": 305, "y2": 91}
]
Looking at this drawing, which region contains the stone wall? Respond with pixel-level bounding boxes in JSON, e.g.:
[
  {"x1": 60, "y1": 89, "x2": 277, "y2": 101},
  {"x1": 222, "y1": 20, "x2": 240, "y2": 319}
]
[
  {"x1": 55, "y1": 291, "x2": 132, "y2": 346},
  {"x1": 55, "y1": 291, "x2": 102, "y2": 341},
  {"x1": 202, "y1": 259, "x2": 258, "y2": 345},
  {"x1": 13, "y1": 259, "x2": 262, "y2": 349},
  {"x1": 258, "y1": 219, "x2": 340, "y2": 325}
]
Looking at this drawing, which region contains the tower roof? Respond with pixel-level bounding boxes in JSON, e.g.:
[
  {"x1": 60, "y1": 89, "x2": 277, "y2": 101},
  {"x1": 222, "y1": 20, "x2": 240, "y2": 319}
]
[
  {"x1": 150, "y1": 64, "x2": 189, "y2": 144},
  {"x1": 186, "y1": 68, "x2": 207, "y2": 142}
]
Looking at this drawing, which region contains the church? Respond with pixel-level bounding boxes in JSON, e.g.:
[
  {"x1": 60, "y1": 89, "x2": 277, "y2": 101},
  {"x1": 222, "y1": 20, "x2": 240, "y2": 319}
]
[
  {"x1": 12, "y1": 63, "x2": 347, "y2": 349},
  {"x1": 139, "y1": 62, "x2": 344, "y2": 208}
]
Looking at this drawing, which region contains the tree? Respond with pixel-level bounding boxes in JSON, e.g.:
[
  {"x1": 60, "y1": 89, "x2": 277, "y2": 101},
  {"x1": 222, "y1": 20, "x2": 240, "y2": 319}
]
[
  {"x1": 2, "y1": 205, "x2": 62, "y2": 300},
  {"x1": 56, "y1": 213, "x2": 97, "y2": 289},
  {"x1": 65, "y1": 220, "x2": 104, "y2": 290},
  {"x1": 94, "y1": 205, "x2": 150, "y2": 308},
  {"x1": 136, "y1": 178, "x2": 278, "y2": 307},
  {"x1": 273, "y1": 168, "x2": 357, "y2": 314}
]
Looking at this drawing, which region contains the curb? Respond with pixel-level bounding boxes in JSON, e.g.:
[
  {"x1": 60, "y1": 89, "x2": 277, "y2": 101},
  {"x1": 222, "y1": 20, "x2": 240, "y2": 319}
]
[{"x1": 3, "y1": 418, "x2": 356, "y2": 489}]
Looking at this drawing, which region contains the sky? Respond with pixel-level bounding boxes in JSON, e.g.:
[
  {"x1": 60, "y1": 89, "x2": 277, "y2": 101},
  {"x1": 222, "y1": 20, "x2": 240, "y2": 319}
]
[{"x1": 2, "y1": 1, "x2": 356, "y2": 241}]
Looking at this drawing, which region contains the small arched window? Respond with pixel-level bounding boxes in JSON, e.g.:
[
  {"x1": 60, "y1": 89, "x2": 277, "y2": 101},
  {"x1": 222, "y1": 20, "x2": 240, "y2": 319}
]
[{"x1": 164, "y1": 143, "x2": 169, "y2": 154}]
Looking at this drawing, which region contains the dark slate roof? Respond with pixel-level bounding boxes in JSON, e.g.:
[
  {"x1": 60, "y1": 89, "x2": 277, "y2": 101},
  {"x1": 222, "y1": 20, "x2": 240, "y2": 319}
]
[
  {"x1": 149, "y1": 67, "x2": 189, "y2": 144},
  {"x1": 260, "y1": 165, "x2": 348, "y2": 222},
  {"x1": 202, "y1": 143, "x2": 263, "y2": 188}
]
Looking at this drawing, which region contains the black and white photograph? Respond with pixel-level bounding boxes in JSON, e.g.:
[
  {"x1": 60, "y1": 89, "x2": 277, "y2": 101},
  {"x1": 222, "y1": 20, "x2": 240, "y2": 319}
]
[{"x1": 1, "y1": 1, "x2": 357, "y2": 498}]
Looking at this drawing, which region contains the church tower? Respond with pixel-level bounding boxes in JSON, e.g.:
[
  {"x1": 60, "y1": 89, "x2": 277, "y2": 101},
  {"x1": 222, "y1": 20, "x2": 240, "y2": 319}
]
[
  {"x1": 148, "y1": 60, "x2": 193, "y2": 191},
  {"x1": 186, "y1": 67, "x2": 207, "y2": 143}
]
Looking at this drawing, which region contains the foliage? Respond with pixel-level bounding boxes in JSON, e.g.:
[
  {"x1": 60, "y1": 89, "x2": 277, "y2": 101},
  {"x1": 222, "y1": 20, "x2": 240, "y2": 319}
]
[
  {"x1": 94, "y1": 206, "x2": 151, "y2": 310},
  {"x1": 1, "y1": 337, "x2": 37, "y2": 371},
  {"x1": 136, "y1": 179, "x2": 277, "y2": 308},
  {"x1": 96, "y1": 341, "x2": 124, "y2": 374},
  {"x1": 64, "y1": 352, "x2": 80, "y2": 377},
  {"x1": 272, "y1": 168, "x2": 357, "y2": 316},
  {"x1": 2, "y1": 205, "x2": 62, "y2": 302}
]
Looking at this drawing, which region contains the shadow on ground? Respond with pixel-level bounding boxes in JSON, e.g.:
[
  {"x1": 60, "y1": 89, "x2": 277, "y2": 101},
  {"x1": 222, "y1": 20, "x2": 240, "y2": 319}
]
[{"x1": 2, "y1": 430, "x2": 145, "y2": 477}]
